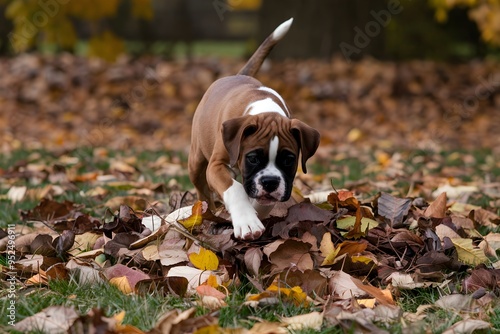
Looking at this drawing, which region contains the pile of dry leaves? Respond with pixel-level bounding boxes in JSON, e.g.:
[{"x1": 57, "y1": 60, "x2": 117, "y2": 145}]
[
  {"x1": 1, "y1": 53, "x2": 499, "y2": 332},
  {"x1": 4, "y1": 184, "x2": 500, "y2": 332}
]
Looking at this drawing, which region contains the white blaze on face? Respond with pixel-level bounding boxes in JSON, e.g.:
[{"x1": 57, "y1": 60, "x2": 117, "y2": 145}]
[{"x1": 253, "y1": 136, "x2": 286, "y2": 204}]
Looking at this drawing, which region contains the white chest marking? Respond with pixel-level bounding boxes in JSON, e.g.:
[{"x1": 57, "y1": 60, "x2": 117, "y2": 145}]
[
  {"x1": 258, "y1": 86, "x2": 289, "y2": 114},
  {"x1": 245, "y1": 98, "x2": 287, "y2": 117}
]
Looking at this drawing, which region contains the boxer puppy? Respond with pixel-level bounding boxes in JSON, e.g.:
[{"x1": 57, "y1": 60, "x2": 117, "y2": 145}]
[{"x1": 188, "y1": 18, "x2": 320, "y2": 240}]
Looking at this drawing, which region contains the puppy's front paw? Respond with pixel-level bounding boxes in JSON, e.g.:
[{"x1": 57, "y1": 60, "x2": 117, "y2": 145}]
[{"x1": 232, "y1": 214, "x2": 265, "y2": 240}]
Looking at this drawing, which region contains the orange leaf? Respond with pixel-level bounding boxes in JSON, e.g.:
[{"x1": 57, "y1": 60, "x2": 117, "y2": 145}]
[
  {"x1": 337, "y1": 240, "x2": 367, "y2": 257},
  {"x1": 338, "y1": 190, "x2": 355, "y2": 201},
  {"x1": 196, "y1": 285, "x2": 226, "y2": 300},
  {"x1": 206, "y1": 274, "x2": 220, "y2": 288},
  {"x1": 351, "y1": 276, "x2": 395, "y2": 305},
  {"x1": 179, "y1": 201, "x2": 204, "y2": 230}
]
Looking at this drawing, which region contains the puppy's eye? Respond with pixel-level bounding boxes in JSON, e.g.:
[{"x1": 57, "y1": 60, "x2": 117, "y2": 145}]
[
  {"x1": 282, "y1": 154, "x2": 296, "y2": 167},
  {"x1": 246, "y1": 153, "x2": 260, "y2": 165}
]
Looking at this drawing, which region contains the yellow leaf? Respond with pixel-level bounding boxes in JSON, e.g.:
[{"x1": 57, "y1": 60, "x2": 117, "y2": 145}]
[
  {"x1": 110, "y1": 276, "x2": 132, "y2": 294},
  {"x1": 253, "y1": 284, "x2": 308, "y2": 306},
  {"x1": 320, "y1": 233, "x2": 341, "y2": 266},
  {"x1": 193, "y1": 325, "x2": 223, "y2": 334},
  {"x1": 451, "y1": 238, "x2": 489, "y2": 266},
  {"x1": 88, "y1": 30, "x2": 125, "y2": 62},
  {"x1": 189, "y1": 247, "x2": 219, "y2": 271},
  {"x1": 179, "y1": 201, "x2": 204, "y2": 230},
  {"x1": 113, "y1": 310, "x2": 126, "y2": 324},
  {"x1": 336, "y1": 216, "x2": 379, "y2": 235},
  {"x1": 289, "y1": 286, "x2": 308, "y2": 306},
  {"x1": 68, "y1": 232, "x2": 101, "y2": 256},
  {"x1": 351, "y1": 255, "x2": 373, "y2": 264},
  {"x1": 357, "y1": 298, "x2": 376, "y2": 308}
]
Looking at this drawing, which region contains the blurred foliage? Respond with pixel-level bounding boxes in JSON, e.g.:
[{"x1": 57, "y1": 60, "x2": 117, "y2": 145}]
[
  {"x1": 4, "y1": 0, "x2": 153, "y2": 61},
  {"x1": 429, "y1": 0, "x2": 500, "y2": 47},
  {"x1": 1, "y1": 0, "x2": 499, "y2": 61},
  {"x1": 386, "y1": 1, "x2": 482, "y2": 60}
]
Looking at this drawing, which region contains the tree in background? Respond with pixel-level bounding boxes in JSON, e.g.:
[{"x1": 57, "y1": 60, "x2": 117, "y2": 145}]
[
  {"x1": 1, "y1": 0, "x2": 499, "y2": 61},
  {"x1": 4, "y1": 0, "x2": 153, "y2": 61},
  {"x1": 429, "y1": 0, "x2": 500, "y2": 47}
]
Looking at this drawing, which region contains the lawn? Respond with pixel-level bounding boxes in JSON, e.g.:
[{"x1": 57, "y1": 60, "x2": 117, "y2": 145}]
[
  {"x1": 1, "y1": 53, "x2": 500, "y2": 333},
  {"x1": 1, "y1": 145, "x2": 499, "y2": 333}
]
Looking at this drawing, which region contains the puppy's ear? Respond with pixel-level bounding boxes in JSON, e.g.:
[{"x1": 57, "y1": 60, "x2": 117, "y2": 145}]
[
  {"x1": 290, "y1": 119, "x2": 320, "y2": 173},
  {"x1": 222, "y1": 116, "x2": 258, "y2": 166}
]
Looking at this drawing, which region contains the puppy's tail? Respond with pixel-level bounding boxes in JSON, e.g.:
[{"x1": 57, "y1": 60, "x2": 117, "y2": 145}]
[{"x1": 238, "y1": 18, "x2": 293, "y2": 77}]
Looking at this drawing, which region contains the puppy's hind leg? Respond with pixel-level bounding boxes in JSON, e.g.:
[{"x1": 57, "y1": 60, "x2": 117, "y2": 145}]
[{"x1": 188, "y1": 151, "x2": 213, "y2": 208}]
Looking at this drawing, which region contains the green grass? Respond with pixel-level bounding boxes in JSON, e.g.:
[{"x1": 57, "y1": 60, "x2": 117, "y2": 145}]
[
  {"x1": 0, "y1": 279, "x2": 191, "y2": 332},
  {"x1": 72, "y1": 40, "x2": 248, "y2": 59},
  {"x1": 1, "y1": 147, "x2": 499, "y2": 332}
]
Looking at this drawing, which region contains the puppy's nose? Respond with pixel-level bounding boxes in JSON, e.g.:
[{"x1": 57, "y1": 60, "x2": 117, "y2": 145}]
[{"x1": 260, "y1": 176, "x2": 280, "y2": 192}]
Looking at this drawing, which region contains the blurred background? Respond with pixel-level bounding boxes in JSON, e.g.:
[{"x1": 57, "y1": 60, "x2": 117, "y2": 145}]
[
  {"x1": 1, "y1": 0, "x2": 500, "y2": 60},
  {"x1": 0, "y1": 0, "x2": 499, "y2": 155}
]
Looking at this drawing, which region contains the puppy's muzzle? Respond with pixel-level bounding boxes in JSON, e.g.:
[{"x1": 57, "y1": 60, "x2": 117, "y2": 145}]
[{"x1": 260, "y1": 175, "x2": 280, "y2": 193}]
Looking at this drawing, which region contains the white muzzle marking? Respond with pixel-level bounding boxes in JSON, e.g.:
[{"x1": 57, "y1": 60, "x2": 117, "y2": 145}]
[{"x1": 252, "y1": 136, "x2": 286, "y2": 204}]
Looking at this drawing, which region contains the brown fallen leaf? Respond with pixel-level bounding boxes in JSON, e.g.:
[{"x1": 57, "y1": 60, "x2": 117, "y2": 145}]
[
  {"x1": 376, "y1": 192, "x2": 412, "y2": 226},
  {"x1": 16, "y1": 306, "x2": 79, "y2": 334},
  {"x1": 424, "y1": 192, "x2": 448, "y2": 218},
  {"x1": 69, "y1": 308, "x2": 145, "y2": 334},
  {"x1": 278, "y1": 269, "x2": 328, "y2": 297},
  {"x1": 21, "y1": 199, "x2": 79, "y2": 221},
  {"x1": 30, "y1": 234, "x2": 56, "y2": 256},
  {"x1": 328, "y1": 270, "x2": 366, "y2": 299},
  {"x1": 244, "y1": 247, "x2": 263, "y2": 277},
  {"x1": 267, "y1": 239, "x2": 314, "y2": 273},
  {"x1": 344, "y1": 206, "x2": 366, "y2": 239},
  {"x1": 463, "y1": 266, "x2": 500, "y2": 293},
  {"x1": 153, "y1": 308, "x2": 217, "y2": 334}
]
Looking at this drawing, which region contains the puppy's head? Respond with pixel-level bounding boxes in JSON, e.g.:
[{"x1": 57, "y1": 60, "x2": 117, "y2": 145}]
[{"x1": 222, "y1": 114, "x2": 320, "y2": 206}]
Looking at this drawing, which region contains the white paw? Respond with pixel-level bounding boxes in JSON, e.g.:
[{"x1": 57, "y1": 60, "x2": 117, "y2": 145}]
[
  {"x1": 232, "y1": 214, "x2": 265, "y2": 240},
  {"x1": 223, "y1": 180, "x2": 266, "y2": 240}
]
